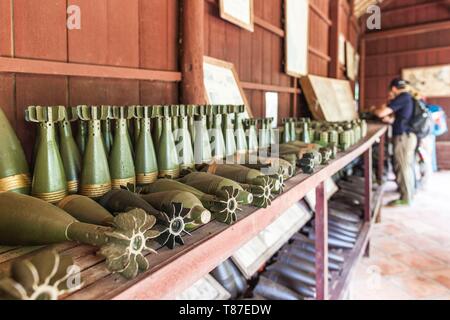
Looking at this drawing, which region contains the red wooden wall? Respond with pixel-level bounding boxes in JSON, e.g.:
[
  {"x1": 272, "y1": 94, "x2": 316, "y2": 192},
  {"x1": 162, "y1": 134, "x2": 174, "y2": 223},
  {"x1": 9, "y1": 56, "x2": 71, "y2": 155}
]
[
  {"x1": 362, "y1": 0, "x2": 450, "y2": 169},
  {"x1": 0, "y1": 0, "x2": 181, "y2": 162},
  {"x1": 0, "y1": 0, "x2": 361, "y2": 163},
  {"x1": 204, "y1": 0, "x2": 332, "y2": 119}
]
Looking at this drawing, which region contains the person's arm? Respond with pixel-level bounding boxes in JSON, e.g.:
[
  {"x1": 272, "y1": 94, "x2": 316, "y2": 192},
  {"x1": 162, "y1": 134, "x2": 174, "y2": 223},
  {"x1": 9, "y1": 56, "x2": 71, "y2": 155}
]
[
  {"x1": 373, "y1": 105, "x2": 394, "y2": 119},
  {"x1": 381, "y1": 114, "x2": 395, "y2": 124}
]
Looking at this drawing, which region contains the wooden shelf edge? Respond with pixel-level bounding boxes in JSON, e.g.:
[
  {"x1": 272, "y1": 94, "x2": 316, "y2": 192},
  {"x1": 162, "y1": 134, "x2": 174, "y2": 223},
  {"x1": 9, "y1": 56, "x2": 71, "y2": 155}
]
[
  {"x1": 0, "y1": 57, "x2": 182, "y2": 82},
  {"x1": 62, "y1": 124, "x2": 387, "y2": 300}
]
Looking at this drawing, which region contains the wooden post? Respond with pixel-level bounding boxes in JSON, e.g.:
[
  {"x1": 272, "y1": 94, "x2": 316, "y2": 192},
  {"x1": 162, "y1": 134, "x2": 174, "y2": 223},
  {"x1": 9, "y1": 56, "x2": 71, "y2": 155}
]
[
  {"x1": 377, "y1": 133, "x2": 385, "y2": 184},
  {"x1": 181, "y1": 0, "x2": 206, "y2": 104},
  {"x1": 329, "y1": 0, "x2": 342, "y2": 78},
  {"x1": 315, "y1": 181, "x2": 329, "y2": 300},
  {"x1": 364, "y1": 147, "x2": 373, "y2": 257}
]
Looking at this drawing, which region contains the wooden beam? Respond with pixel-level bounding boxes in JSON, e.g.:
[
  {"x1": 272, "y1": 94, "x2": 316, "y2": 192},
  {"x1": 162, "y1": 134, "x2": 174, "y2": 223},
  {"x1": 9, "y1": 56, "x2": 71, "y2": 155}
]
[
  {"x1": 181, "y1": 0, "x2": 206, "y2": 103},
  {"x1": 309, "y1": 2, "x2": 332, "y2": 26},
  {"x1": 382, "y1": 0, "x2": 447, "y2": 15},
  {"x1": 366, "y1": 45, "x2": 450, "y2": 59},
  {"x1": 315, "y1": 182, "x2": 329, "y2": 300},
  {"x1": 365, "y1": 20, "x2": 450, "y2": 41},
  {"x1": 309, "y1": 46, "x2": 332, "y2": 62},
  {"x1": 254, "y1": 16, "x2": 285, "y2": 37},
  {"x1": 241, "y1": 81, "x2": 301, "y2": 94},
  {"x1": 0, "y1": 57, "x2": 182, "y2": 82}
]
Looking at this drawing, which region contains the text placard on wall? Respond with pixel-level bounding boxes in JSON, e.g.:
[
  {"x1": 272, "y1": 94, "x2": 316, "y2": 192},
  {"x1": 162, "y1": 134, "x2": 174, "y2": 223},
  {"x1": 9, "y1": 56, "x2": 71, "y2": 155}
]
[
  {"x1": 220, "y1": 0, "x2": 254, "y2": 32},
  {"x1": 285, "y1": 0, "x2": 309, "y2": 78}
]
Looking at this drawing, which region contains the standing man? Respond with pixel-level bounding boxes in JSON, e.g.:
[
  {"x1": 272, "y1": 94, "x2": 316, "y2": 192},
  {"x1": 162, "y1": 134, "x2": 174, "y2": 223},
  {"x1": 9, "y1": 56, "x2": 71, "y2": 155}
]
[{"x1": 372, "y1": 78, "x2": 417, "y2": 206}]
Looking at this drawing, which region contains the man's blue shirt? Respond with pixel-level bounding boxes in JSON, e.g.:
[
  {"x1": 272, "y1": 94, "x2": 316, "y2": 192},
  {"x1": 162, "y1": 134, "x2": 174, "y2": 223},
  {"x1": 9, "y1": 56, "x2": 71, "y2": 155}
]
[{"x1": 389, "y1": 92, "x2": 414, "y2": 136}]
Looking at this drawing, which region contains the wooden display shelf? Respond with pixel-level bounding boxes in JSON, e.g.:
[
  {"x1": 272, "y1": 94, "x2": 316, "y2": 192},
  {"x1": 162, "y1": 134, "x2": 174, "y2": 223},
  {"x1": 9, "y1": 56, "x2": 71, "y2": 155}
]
[
  {"x1": 0, "y1": 124, "x2": 387, "y2": 300},
  {"x1": 328, "y1": 184, "x2": 385, "y2": 300}
]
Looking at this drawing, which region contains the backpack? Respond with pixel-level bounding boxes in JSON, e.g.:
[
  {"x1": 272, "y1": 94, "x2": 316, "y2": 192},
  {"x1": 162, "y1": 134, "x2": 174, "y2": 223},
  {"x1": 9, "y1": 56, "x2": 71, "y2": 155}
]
[{"x1": 409, "y1": 97, "x2": 433, "y2": 139}]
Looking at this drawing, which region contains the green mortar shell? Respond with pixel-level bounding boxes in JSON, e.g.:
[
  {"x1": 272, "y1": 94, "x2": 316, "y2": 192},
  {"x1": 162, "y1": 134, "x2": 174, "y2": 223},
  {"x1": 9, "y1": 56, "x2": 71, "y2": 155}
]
[
  {"x1": 234, "y1": 113, "x2": 248, "y2": 154},
  {"x1": 157, "y1": 116, "x2": 180, "y2": 179},
  {"x1": 134, "y1": 106, "x2": 158, "y2": 184},
  {"x1": 0, "y1": 249, "x2": 79, "y2": 300},
  {"x1": 101, "y1": 118, "x2": 114, "y2": 156},
  {"x1": 209, "y1": 164, "x2": 281, "y2": 193},
  {"x1": 174, "y1": 116, "x2": 195, "y2": 170},
  {"x1": 76, "y1": 120, "x2": 88, "y2": 156},
  {"x1": 222, "y1": 113, "x2": 237, "y2": 157},
  {"x1": 193, "y1": 115, "x2": 212, "y2": 164},
  {"x1": 99, "y1": 188, "x2": 164, "y2": 223},
  {"x1": 319, "y1": 147, "x2": 332, "y2": 165},
  {"x1": 329, "y1": 142, "x2": 338, "y2": 159},
  {"x1": 179, "y1": 172, "x2": 253, "y2": 205},
  {"x1": 109, "y1": 106, "x2": 136, "y2": 189},
  {"x1": 152, "y1": 116, "x2": 163, "y2": 152},
  {"x1": 186, "y1": 105, "x2": 197, "y2": 147},
  {"x1": 360, "y1": 119, "x2": 368, "y2": 137},
  {"x1": 141, "y1": 191, "x2": 211, "y2": 229},
  {"x1": 0, "y1": 192, "x2": 113, "y2": 246},
  {"x1": 210, "y1": 114, "x2": 226, "y2": 160},
  {"x1": 282, "y1": 120, "x2": 291, "y2": 144},
  {"x1": 26, "y1": 106, "x2": 67, "y2": 203},
  {"x1": 178, "y1": 105, "x2": 187, "y2": 117},
  {"x1": 245, "y1": 119, "x2": 259, "y2": 153},
  {"x1": 0, "y1": 192, "x2": 159, "y2": 280},
  {"x1": 77, "y1": 105, "x2": 112, "y2": 199},
  {"x1": 289, "y1": 119, "x2": 297, "y2": 141},
  {"x1": 299, "y1": 154, "x2": 315, "y2": 174},
  {"x1": 98, "y1": 187, "x2": 191, "y2": 249},
  {"x1": 257, "y1": 119, "x2": 270, "y2": 149},
  {"x1": 142, "y1": 179, "x2": 237, "y2": 224},
  {"x1": 58, "y1": 108, "x2": 82, "y2": 194},
  {"x1": 300, "y1": 122, "x2": 311, "y2": 143},
  {"x1": 328, "y1": 129, "x2": 339, "y2": 145},
  {"x1": 318, "y1": 131, "x2": 329, "y2": 147},
  {"x1": 0, "y1": 107, "x2": 30, "y2": 194},
  {"x1": 58, "y1": 194, "x2": 114, "y2": 226},
  {"x1": 255, "y1": 157, "x2": 295, "y2": 179}
]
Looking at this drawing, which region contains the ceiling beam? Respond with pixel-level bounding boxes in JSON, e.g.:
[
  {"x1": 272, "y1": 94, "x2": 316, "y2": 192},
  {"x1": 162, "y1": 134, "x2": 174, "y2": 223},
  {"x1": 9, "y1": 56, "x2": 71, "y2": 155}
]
[{"x1": 365, "y1": 20, "x2": 450, "y2": 41}]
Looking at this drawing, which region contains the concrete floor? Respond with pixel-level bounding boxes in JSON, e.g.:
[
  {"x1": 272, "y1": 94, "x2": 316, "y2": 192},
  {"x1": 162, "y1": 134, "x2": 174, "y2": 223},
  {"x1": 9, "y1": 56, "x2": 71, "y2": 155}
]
[{"x1": 350, "y1": 171, "x2": 450, "y2": 300}]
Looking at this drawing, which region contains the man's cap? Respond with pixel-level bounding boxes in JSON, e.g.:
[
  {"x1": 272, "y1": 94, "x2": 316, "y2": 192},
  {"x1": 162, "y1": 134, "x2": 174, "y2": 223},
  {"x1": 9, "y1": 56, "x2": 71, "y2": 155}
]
[{"x1": 389, "y1": 78, "x2": 408, "y2": 89}]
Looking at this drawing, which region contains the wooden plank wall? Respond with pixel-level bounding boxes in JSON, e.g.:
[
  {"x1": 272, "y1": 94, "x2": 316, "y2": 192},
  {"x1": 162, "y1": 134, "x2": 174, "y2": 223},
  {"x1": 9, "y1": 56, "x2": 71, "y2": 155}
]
[
  {"x1": 0, "y1": 0, "x2": 181, "y2": 162},
  {"x1": 362, "y1": 0, "x2": 450, "y2": 169},
  {"x1": 204, "y1": 0, "x2": 332, "y2": 120},
  {"x1": 0, "y1": 0, "x2": 355, "y2": 164}
]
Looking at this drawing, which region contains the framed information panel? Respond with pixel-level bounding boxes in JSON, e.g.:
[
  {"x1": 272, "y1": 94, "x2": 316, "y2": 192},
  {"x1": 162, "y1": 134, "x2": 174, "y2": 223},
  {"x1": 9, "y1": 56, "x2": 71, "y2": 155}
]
[
  {"x1": 219, "y1": 0, "x2": 254, "y2": 32},
  {"x1": 300, "y1": 75, "x2": 358, "y2": 121},
  {"x1": 345, "y1": 41, "x2": 356, "y2": 81},
  {"x1": 203, "y1": 56, "x2": 253, "y2": 117},
  {"x1": 402, "y1": 64, "x2": 450, "y2": 98},
  {"x1": 285, "y1": 0, "x2": 309, "y2": 77}
]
